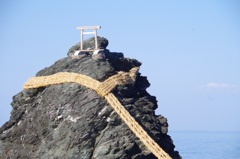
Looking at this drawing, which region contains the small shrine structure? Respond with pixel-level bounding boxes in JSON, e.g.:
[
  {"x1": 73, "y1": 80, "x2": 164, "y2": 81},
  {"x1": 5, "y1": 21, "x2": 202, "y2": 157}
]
[{"x1": 76, "y1": 26, "x2": 101, "y2": 52}]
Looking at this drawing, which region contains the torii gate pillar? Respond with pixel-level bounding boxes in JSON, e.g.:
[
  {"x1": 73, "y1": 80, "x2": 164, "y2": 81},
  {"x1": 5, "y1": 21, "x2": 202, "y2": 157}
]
[{"x1": 76, "y1": 26, "x2": 101, "y2": 51}]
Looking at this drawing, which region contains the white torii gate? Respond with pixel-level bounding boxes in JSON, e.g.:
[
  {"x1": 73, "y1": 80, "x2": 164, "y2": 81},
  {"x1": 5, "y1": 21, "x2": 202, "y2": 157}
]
[{"x1": 76, "y1": 26, "x2": 101, "y2": 52}]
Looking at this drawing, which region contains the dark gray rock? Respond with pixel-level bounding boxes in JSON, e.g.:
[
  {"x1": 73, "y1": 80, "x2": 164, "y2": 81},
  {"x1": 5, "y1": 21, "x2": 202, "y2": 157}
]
[
  {"x1": 0, "y1": 39, "x2": 181, "y2": 159},
  {"x1": 67, "y1": 36, "x2": 109, "y2": 56}
]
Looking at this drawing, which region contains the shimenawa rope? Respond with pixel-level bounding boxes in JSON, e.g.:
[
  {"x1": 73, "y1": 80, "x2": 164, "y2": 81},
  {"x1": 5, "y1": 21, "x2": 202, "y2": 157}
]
[{"x1": 23, "y1": 67, "x2": 172, "y2": 159}]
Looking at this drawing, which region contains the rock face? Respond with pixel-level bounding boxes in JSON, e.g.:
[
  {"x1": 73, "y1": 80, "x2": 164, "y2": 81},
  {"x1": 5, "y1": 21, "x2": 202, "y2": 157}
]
[{"x1": 0, "y1": 37, "x2": 181, "y2": 159}]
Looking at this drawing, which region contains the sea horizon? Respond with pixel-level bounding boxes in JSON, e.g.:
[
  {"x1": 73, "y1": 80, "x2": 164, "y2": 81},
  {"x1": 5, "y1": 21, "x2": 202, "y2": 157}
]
[{"x1": 169, "y1": 129, "x2": 240, "y2": 159}]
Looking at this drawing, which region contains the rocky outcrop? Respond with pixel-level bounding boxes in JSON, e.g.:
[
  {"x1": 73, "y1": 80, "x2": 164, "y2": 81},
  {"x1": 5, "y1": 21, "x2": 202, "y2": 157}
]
[
  {"x1": 67, "y1": 36, "x2": 109, "y2": 56},
  {"x1": 0, "y1": 37, "x2": 181, "y2": 159}
]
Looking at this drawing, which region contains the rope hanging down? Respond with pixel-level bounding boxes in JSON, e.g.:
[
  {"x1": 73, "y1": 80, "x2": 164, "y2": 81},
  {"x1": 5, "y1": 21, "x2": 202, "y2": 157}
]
[{"x1": 23, "y1": 67, "x2": 172, "y2": 159}]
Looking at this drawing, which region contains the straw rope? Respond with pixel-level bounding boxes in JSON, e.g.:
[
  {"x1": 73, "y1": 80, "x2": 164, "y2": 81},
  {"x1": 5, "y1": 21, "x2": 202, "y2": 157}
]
[
  {"x1": 23, "y1": 67, "x2": 171, "y2": 159},
  {"x1": 105, "y1": 93, "x2": 171, "y2": 159},
  {"x1": 23, "y1": 72, "x2": 101, "y2": 90}
]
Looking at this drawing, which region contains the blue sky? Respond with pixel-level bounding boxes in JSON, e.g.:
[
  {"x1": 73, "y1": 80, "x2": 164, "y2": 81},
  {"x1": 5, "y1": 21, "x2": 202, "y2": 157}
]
[{"x1": 0, "y1": 0, "x2": 239, "y2": 132}]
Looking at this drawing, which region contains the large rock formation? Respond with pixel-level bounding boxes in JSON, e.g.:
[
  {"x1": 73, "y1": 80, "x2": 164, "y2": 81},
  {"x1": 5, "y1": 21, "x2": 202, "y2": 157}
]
[{"x1": 0, "y1": 37, "x2": 181, "y2": 159}]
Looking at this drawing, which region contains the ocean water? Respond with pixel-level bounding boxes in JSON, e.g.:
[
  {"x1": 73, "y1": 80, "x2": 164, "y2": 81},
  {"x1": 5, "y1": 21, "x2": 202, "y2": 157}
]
[{"x1": 169, "y1": 130, "x2": 240, "y2": 159}]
